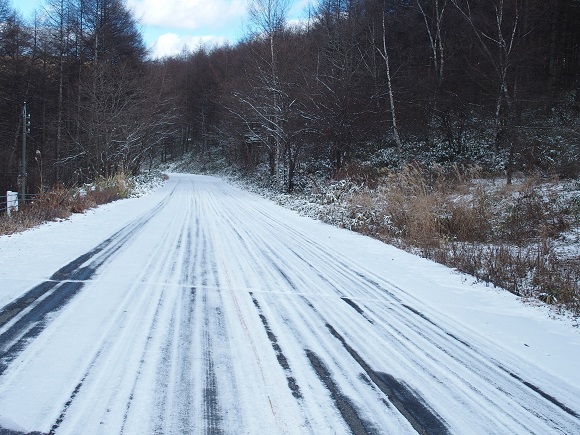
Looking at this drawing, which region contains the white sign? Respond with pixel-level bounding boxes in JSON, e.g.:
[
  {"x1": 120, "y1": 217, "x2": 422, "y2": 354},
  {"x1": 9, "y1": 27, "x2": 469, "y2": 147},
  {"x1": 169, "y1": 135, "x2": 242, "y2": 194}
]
[{"x1": 6, "y1": 191, "x2": 18, "y2": 216}]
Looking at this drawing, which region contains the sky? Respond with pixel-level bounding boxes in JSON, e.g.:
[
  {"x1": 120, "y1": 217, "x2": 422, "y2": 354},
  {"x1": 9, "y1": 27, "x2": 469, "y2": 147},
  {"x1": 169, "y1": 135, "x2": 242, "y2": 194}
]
[{"x1": 14, "y1": 0, "x2": 316, "y2": 58}]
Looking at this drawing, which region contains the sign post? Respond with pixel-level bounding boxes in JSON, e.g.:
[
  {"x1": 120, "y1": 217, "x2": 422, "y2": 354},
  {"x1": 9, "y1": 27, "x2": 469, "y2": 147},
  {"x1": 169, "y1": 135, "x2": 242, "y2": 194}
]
[{"x1": 20, "y1": 102, "x2": 30, "y2": 203}]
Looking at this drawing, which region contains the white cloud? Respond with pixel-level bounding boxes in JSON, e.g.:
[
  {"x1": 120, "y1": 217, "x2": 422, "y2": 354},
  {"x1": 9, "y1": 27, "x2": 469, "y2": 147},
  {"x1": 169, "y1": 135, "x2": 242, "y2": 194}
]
[
  {"x1": 131, "y1": 0, "x2": 316, "y2": 58},
  {"x1": 128, "y1": 0, "x2": 247, "y2": 31},
  {"x1": 151, "y1": 33, "x2": 230, "y2": 58},
  {"x1": 287, "y1": 17, "x2": 311, "y2": 31},
  {"x1": 289, "y1": 0, "x2": 317, "y2": 16}
]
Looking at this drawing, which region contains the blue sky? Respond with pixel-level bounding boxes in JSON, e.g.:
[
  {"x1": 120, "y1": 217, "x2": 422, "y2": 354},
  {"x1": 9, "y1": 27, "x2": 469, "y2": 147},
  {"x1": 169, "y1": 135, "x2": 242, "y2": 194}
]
[{"x1": 14, "y1": 0, "x2": 316, "y2": 58}]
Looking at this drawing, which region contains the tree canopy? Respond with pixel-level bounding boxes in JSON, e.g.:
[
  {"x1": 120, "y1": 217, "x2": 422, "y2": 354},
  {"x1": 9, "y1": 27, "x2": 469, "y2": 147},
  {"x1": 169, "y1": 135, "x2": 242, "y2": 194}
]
[{"x1": 0, "y1": 0, "x2": 579, "y2": 195}]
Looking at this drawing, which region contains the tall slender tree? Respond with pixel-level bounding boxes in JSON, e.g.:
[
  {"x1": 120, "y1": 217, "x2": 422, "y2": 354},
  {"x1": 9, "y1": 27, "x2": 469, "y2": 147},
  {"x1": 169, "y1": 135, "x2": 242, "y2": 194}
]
[{"x1": 248, "y1": 0, "x2": 290, "y2": 185}]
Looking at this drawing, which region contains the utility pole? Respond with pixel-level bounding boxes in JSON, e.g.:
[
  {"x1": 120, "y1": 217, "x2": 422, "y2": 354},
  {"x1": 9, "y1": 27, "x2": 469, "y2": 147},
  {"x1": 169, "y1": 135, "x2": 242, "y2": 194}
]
[{"x1": 20, "y1": 102, "x2": 30, "y2": 203}]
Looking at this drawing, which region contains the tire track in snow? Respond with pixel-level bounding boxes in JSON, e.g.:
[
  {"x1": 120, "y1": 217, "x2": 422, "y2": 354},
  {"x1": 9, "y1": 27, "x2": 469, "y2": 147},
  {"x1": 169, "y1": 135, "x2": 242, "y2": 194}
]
[
  {"x1": 305, "y1": 349, "x2": 375, "y2": 435},
  {"x1": 119, "y1": 178, "x2": 205, "y2": 434},
  {"x1": 201, "y1": 177, "x2": 307, "y2": 433},
  {"x1": 0, "y1": 193, "x2": 171, "y2": 377},
  {"x1": 212, "y1": 178, "x2": 580, "y2": 433},
  {"x1": 197, "y1": 194, "x2": 225, "y2": 434},
  {"x1": 43, "y1": 183, "x2": 187, "y2": 433},
  {"x1": 225, "y1": 230, "x2": 572, "y2": 430},
  {"x1": 199, "y1": 177, "x2": 317, "y2": 433},
  {"x1": 200, "y1": 180, "x2": 446, "y2": 432},
  {"x1": 2, "y1": 175, "x2": 579, "y2": 434},
  {"x1": 205, "y1": 188, "x2": 436, "y2": 430},
  {"x1": 171, "y1": 228, "x2": 198, "y2": 432},
  {"x1": 398, "y1": 302, "x2": 580, "y2": 423},
  {"x1": 324, "y1": 322, "x2": 449, "y2": 435},
  {"x1": 186, "y1": 179, "x2": 220, "y2": 430},
  {"x1": 221, "y1": 183, "x2": 580, "y2": 433},
  {"x1": 150, "y1": 192, "x2": 195, "y2": 433},
  {"x1": 249, "y1": 293, "x2": 303, "y2": 400},
  {"x1": 359, "y1": 295, "x2": 580, "y2": 433},
  {"x1": 253, "y1": 203, "x2": 580, "y2": 429},
  {"x1": 307, "y1": 282, "x2": 565, "y2": 433},
  {"x1": 245, "y1": 290, "x2": 415, "y2": 432},
  {"x1": 0, "y1": 191, "x2": 171, "y2": 328}
]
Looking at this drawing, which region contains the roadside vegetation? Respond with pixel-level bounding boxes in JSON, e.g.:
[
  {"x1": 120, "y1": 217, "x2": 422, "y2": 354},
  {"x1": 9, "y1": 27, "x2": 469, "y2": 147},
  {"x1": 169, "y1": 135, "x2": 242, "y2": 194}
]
[
  {"x1": 0, "y1": 172, "x2": 167, "y2": 236},
  {"x1": 312, "y1": 165, "x2": 580, "y2": 317}
]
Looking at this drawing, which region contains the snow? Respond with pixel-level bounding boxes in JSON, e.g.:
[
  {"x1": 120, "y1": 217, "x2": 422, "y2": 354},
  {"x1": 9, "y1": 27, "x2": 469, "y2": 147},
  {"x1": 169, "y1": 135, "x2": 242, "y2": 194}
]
[{"x1": 0, "y1": 173, "x2": 579, "y2": 433}]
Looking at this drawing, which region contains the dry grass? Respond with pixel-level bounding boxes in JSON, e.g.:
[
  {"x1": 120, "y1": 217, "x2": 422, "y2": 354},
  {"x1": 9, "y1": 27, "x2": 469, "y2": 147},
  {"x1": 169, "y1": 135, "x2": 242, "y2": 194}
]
[
  {"x1": 337, "y1": 164, "x2": 580, "y2": 316},
  {"x1": 0, "y1": 173, "x2": 131, "y2": 236},
  {"x1": 345, "y1": 164, "x2": 491, "y2": 246}
]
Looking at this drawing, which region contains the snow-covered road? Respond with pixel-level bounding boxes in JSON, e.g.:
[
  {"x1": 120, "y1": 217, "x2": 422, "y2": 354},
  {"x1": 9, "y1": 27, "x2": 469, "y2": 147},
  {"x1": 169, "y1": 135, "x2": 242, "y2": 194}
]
[{"x1": 0, "y1": 173, "x2": 579, "y2": 434}]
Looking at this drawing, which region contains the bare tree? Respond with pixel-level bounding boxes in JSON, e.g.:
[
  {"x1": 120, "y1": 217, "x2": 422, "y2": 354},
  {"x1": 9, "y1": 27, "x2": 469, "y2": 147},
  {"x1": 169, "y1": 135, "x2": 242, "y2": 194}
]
[
  {"x1": 309, "y1": 0, "x2": 378, "y2": 170},
  {"x1": 416, "y1": 0, "x2": 448, "y2": 87},
  {"x1": 415, "y1": 0, "x2": 455, "y2": 150},
  {"x1": 451, "y1": 0, "x2": 521, "y2": 182},
  {"x1": 247, "y1": 0, "x2": 290, "y2": 186},
  {"x1": 44, "y1": 0, "x2": 75, "y2": 183},
  {"x1": 374, "y1": 1, "x2": 402, "y2": 155}
]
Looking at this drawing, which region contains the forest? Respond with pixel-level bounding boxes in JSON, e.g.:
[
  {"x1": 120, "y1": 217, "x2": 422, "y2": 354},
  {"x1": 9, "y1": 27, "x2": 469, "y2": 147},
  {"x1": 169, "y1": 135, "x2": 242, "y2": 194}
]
[{"x1": 0, "y1": 0, "x2": 579, "y2": 196}]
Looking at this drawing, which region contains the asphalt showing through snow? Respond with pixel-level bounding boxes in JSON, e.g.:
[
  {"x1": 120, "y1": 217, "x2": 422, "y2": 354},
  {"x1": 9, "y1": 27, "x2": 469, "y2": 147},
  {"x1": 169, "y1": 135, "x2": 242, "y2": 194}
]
[{"x1": 0, "y1": 174, "x2": 579, "y2": 434}]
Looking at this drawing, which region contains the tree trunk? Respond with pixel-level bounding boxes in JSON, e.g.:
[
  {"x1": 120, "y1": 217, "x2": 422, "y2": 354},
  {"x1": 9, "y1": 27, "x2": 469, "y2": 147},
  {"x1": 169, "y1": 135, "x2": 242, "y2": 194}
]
[{"x1": 380, "y1": 10, "x2": 402, "y2": 156}]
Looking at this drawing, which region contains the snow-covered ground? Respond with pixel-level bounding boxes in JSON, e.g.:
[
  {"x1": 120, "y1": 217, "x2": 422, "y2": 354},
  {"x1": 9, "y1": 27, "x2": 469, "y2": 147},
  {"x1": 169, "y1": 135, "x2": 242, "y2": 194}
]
[{"x1": 0, "y1": 173, "x2": 579, "y2": 434}]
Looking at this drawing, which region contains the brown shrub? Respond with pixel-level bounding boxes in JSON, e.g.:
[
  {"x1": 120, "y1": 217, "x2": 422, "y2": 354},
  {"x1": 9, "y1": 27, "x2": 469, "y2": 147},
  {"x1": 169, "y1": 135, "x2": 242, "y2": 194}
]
[
  {"x1": 339, "y1": 165, "x2": 579, "y2": 315},
  {"x1": 0, "y1": 173, "x2": 130, "y2": 236},
  {"x1": 426, "y1": 241, "x2": 579, "y2": 315},
  {"x1": 494, "y1": 182, "x2": 570, "y2": 243},
  {"x1": 333, "y1": 162, "x2": 382, "y2": 188}
]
